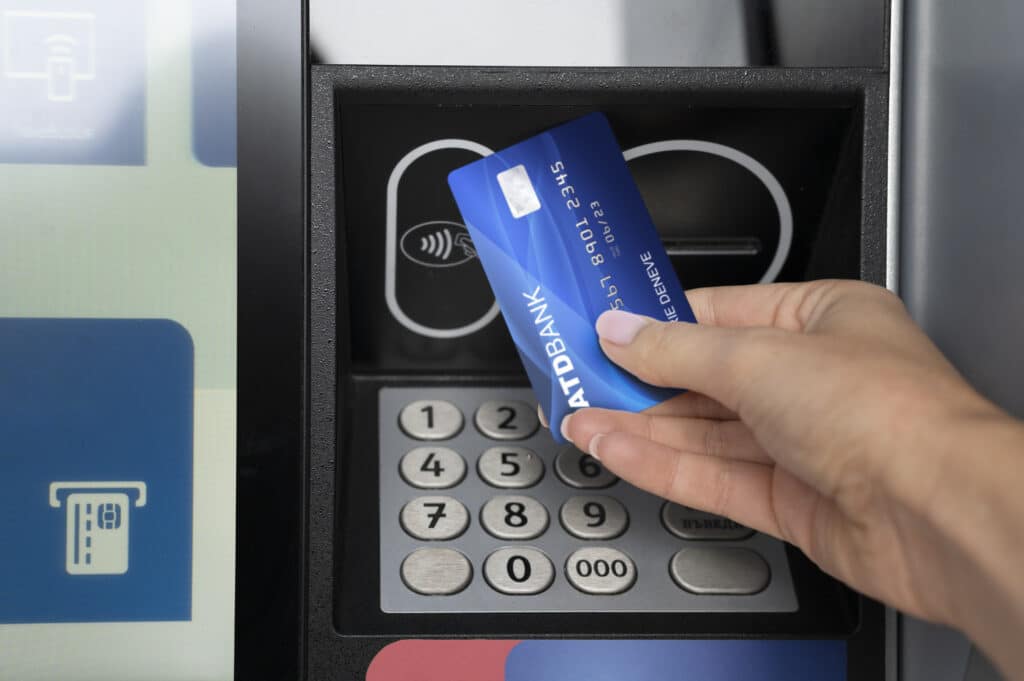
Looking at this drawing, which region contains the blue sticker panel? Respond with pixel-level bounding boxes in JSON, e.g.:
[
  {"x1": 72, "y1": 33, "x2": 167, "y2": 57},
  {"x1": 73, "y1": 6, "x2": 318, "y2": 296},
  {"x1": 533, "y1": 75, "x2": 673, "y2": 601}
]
[
  {"x1": 0, "y1": 319, "x2": 193, "y2": 623},
  {"x1": 191, "y1": 0, "x2": 236, "y2": 167},
  {"x1": 0, "y1": 0, "x2": 146, "y2": 165},
  {"x1": 506, "y1": 640, "x2": 846, "y2": 681}
]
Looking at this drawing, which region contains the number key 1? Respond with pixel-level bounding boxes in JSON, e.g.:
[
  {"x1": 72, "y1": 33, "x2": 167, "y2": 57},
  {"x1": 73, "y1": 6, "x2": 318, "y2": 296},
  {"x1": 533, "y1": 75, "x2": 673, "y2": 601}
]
[{"x1": 399, "y1": 400, "x2": 464, "y2": 440}]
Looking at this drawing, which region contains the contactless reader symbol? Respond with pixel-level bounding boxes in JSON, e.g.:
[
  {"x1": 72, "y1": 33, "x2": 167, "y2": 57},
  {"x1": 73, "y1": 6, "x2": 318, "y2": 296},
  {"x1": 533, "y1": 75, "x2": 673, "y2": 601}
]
[
  {"x1": 49, "y1": 481, "x2": 146, "y2": 576},
  {"x1": 400, "y1": 220, "x2": 477, "y2": 268}
]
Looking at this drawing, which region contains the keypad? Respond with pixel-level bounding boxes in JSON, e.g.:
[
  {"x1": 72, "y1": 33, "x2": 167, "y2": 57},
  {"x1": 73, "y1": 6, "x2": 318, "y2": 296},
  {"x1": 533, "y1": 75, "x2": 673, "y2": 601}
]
[
  {"x1": 399, "y1": 399, "x2": 464, "y2": 440},
  {"x1": 380, "y1": 387, "x2": 797, "y2": 614},
  {"x1": 480, "y1": 495, "x2": 549, "y2": 540},
  {"x1": 475, "y1": 400, "x2": 539, "y2": 440},
  {"x1": 560, "y1": 496, "x2": 629, "y2": 540},
  {"x1": 400, "y1": 495, "x2": 469, "y2": 540},
  {"x1": 400, "y1": 447, "x2": 467, "y2": 489},
  {"x1": 484, "y1": 547, "x2": 555, "y2": 595},
  {"x1": 554, "y1": 446, "x2": 617, "y2": 489},
  {"x1": 477, "y1": 446, "x2": 544, "y2": 488}
]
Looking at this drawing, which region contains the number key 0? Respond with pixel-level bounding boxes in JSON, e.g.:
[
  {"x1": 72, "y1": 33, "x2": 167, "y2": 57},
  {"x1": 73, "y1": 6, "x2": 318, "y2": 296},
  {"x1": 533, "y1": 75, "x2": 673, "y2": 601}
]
[{"x1": 483, "y1": 547, "x2": 554, "y2": 595}]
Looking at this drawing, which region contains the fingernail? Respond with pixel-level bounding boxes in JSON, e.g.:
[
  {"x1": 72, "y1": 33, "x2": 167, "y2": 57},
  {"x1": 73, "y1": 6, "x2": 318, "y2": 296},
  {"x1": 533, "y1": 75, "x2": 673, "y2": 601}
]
[
  {"x1": 559, "y1": 414, "x2": 573, "y2": 442},
  {"x1": 537, "y1": 404, "x2": 548, "y2": 429},
  {"x1": 587, "y1": 433, "x2": 605, "y2": 460},
  {"x1": 596, "y1": 310, "x2": 650, "y2": 345}
]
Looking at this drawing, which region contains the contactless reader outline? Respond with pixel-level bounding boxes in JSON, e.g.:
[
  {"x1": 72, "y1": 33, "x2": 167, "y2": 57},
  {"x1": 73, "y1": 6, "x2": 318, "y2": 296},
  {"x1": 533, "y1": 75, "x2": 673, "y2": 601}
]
[
  {"x1": 49, "y1": 481, "x2": 147, "y2": 576},
  {"x1": 385, "y1": 139, "x2": 503, "y2": 339}
]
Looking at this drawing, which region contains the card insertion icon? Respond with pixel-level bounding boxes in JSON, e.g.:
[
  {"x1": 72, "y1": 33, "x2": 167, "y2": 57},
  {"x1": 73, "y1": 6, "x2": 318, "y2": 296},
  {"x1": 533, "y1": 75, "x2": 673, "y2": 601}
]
[{"x1": 49, "y1": 481, "x2": 147, "y2": 576}]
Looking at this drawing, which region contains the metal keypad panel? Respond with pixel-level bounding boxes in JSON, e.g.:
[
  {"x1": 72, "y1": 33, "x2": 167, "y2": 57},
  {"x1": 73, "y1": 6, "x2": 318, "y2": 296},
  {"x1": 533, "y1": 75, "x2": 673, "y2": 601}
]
[{"x1": 380, "y1": 387, "x2": 798, "y2": 613}]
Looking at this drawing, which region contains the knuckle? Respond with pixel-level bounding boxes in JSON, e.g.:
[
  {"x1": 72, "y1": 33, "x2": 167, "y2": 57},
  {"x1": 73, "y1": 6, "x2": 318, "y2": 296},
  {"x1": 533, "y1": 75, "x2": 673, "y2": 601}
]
[
  {"x1": 662, "y1": 451, "x2": 687, "y2": 500},
  {"x1": 827, "y1": 279, "x2": 905, "y2": 312},
  {"x1": 640, "y1": 323, "x2": 682, "y2": 386},
  {"x1": 829, "y1": 453, "x2": 881, "y2": 518},
  {"x1": 711, "y1": 461, "x2": 734, "y2": 517},
  {"x1": 703, "y1": 420, "x2": 725, "y2": 459},
  {"x1": 643, "y1": 414, "x2": 658, "y2": 443}
]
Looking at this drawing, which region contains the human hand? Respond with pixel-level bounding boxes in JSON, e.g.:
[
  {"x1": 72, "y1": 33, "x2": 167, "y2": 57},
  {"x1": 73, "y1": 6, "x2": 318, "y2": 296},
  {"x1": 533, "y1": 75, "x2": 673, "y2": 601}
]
[{"x1": 557, "y1": 280, "x2": 1024, "y2": 675}]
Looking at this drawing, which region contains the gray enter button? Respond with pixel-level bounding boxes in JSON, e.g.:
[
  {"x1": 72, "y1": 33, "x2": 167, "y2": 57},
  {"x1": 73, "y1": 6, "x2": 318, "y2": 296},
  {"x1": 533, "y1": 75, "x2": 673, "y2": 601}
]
[{"x1": 669, "y1": 547, "x2": 770, "y2": 595}]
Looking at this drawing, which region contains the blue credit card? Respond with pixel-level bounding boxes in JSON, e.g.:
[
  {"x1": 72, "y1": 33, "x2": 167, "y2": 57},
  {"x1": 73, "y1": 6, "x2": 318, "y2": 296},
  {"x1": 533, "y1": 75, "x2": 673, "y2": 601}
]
[{"x1": 448, "y1": 112, "x2": 696, "y2": 441}]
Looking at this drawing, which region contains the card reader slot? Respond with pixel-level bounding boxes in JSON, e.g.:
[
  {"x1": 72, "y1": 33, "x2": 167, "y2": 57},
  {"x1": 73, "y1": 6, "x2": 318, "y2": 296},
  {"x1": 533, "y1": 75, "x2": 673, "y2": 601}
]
[{"x1": 661, "y1": 237, "x2": 762, "y2": 257}]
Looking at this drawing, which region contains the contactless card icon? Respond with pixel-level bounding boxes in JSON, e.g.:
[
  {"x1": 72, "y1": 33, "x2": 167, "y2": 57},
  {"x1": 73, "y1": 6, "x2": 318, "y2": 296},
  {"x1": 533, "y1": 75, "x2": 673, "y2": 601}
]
[
  {"x1": 2, "y1": 10, "x2": 97, "y2": 103},
  {"x1": 49, "y1": 481, "x2": 146, "y2": 576},
  {"x1": 0, "y1": 2, "x2": 145, "y2": 165}
]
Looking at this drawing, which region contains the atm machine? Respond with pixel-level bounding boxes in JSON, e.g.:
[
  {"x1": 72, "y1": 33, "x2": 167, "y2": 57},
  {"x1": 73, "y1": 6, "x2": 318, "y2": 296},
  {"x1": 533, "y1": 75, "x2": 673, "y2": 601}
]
[{"x1": 234, "y1": 1, "x2": 1024, "y2": 679}]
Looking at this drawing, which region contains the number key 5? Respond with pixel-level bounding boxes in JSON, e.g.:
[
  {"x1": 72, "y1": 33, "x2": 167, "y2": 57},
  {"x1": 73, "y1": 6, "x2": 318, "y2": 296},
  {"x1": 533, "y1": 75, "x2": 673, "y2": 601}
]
[{"x1": 477, "y1": 447, "x2": 544, "y2": 488}]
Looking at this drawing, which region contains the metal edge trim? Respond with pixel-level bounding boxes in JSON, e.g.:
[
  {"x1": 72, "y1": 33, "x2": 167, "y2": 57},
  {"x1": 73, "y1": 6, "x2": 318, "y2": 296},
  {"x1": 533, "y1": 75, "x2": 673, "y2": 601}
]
[{"x1": 886, "y1": 0, "x2": 904, "y2": 295}]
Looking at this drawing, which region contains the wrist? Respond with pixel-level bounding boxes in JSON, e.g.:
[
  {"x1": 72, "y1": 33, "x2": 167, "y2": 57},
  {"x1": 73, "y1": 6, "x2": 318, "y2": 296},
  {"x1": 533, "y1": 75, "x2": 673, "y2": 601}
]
[{"x1": 917, "y1": 411, "x2": 1024, "y2": 675}]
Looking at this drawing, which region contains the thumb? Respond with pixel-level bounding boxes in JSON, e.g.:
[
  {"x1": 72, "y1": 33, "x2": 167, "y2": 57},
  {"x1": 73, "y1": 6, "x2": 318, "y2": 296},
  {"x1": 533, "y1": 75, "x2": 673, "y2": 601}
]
[{"x1": 595, "y1": 309, "x2": 796, "y2": 413}]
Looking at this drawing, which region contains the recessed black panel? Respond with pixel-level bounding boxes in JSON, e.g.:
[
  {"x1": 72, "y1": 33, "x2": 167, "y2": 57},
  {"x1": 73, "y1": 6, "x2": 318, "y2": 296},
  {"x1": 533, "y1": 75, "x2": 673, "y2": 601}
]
[{"x1": 340, "y1": 101, "x2": 857, "y2": 374}]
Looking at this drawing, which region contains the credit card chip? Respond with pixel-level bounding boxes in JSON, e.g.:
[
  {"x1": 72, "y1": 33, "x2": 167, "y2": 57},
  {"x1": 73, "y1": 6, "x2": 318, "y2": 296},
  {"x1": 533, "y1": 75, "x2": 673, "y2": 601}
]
[{"x1": 497, "y1": 164, "x2": 542, "y2": 218}]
